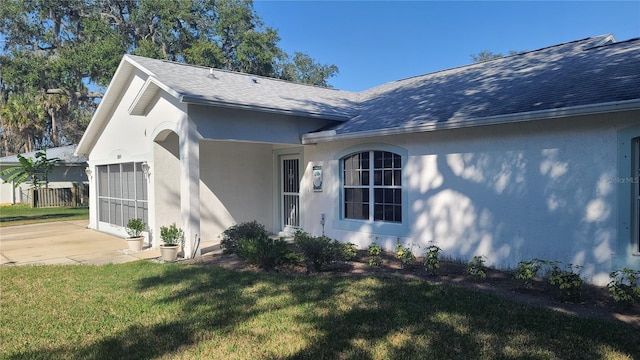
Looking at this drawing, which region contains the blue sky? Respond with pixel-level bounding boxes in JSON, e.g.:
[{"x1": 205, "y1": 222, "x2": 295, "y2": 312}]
[{"x1": 254, "y1": 1, "x2": 640, "y2": 91}]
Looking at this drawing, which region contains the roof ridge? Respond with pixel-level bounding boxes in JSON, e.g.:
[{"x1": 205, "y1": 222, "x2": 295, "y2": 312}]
[
  {"x1": 126, "y1": 54, "x2": 351, "y2": 94},
  {"x1": 368, "y1": 35, "x2": 612, "y2": 90}
]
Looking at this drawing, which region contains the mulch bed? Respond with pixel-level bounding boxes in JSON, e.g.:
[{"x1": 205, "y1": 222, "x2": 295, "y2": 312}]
[{"x1": 182, "y1": 249, "x2": 640, "y2": 328}]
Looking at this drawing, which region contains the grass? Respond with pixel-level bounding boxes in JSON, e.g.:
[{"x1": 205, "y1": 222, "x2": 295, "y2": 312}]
[
  {"x1": 1, "y1": 262, "x2": 638, "y2": 359},
  {"x1": 0, "y1": 204, "x2": 88, "y2": 227}
]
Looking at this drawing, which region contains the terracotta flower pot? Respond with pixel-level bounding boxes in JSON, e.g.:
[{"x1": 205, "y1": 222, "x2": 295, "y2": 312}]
[
  {"x1": 127, "y1": 236, "x2": 144, "y2": 252},
  {"x1": 160, "y1": 244, "x2": 179, "y2": 262}
]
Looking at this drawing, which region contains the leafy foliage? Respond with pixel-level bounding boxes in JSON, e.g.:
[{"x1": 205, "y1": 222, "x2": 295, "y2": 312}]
[
  {"x1": 294, "y1": 231, "x2": 342, "y2": 272},
  {"x1": 160, "y1": 223, "x2": 184, "y2": 246},
  {"x1": 395, "y1": 242, "x2": 416, "y2": 269},
  {"x1": 423, "y1": 244, "x2": 442, "y2": 275},
  {"x1": 367, "y1": 242, "x2": 382, "y2": 266},
  {"x1": 125, "y1": 218, "x2": 146, "y2": 238},
  {"x1": 236, "y1": 236, "x2": 295, "y2": 270},
  {"x1": 0, "y1": 149, "x2": 61, "y2": 188},
  {"x1": 220, "y1": 221, "x2": 270, "y2": 254},
  {"x1": 608, "y1": 268, "x2": 640, "y2": 306},
  {"x1": 341, "y1": 242, "x2": 358, "y2": 261},
  {"x1": 514, "y1": 258, "x2": 553, "y2": 288},
  {"x1": 0, "y1": 0, "x2": 339, "y2": 156},
  {"x1": 550, "y1": 263, "x2": 583, "y2": 302},
  {"x1": 466, "y1": 256, "x2": 488, "y2": 280}
]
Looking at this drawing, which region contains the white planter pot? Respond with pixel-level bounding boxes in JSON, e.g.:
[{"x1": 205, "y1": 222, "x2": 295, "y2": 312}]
[
  {"x1": 127, "y1": 237, "x2": 144, "y2": 252},
  {"x1": 160, "y1": 244, "x2": 179, "y2": 262}
]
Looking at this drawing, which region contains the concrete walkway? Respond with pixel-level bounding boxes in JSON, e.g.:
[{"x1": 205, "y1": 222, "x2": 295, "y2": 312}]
[{"x1": 0, "y1": 220, "x2": 217, "y2": 266}]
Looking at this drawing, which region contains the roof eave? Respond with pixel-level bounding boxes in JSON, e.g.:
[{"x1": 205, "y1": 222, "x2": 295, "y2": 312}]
[
  {"x1": 75, "y1": 55, "x2": 164, "y2": 158},
  {"x1": 302, "y1": 98, "x2": 640, "y2": 144},
  {"x1": 180, "y1": 95, "x2": 354, "y2": 121}
]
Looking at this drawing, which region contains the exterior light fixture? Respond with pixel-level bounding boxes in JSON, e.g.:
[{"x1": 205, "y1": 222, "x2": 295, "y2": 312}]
[
  {"x1": 141, "y1": 162, "x2": 151, "y2": 177},
  {"x1": 85, "y1": 167, "x2": 92, "y2": 178}
]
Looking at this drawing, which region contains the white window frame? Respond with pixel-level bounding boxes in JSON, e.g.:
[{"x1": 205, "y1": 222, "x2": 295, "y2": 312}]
[
  {"x1": 342, "y1": 150, "x2": 403, "y2": 223},
  {"x1": 334, "y1": 144, "x2": 409, "y2": 237}
]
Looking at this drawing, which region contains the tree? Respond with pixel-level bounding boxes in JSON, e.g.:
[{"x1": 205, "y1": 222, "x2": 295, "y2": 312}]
[
  {"x1": 0, "y1": 149, "x2": 61, "y2": 189},
  {"x1": 471, "y1": 50, "x2": 524, "y2": 63},
  {"x1": 0, "y1": 0, "x2": 339, "y2": 156}
]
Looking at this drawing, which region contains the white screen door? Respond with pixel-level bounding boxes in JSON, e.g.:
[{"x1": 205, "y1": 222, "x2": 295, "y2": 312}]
[{"x1": 281, "y1": 155, "x2": 300, "y2": 232}]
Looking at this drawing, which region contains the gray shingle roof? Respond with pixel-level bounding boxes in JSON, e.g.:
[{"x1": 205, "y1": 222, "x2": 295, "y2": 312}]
[
  {"x1": 97, "y1": 34, "x2": 640, "y2": 147},
  {"x1": 127, "y1": 55, "x2": 359, "y2": 120},
  {"x1": 329, "y1": 35, "x2": 640, "y2": 135},
  {"x1": 0, "y1": 145, "x2": 86, "y2": 165}
]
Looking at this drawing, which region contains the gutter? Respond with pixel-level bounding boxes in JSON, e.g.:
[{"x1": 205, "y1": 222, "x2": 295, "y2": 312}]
[{"x1": 302, "y1": 98, "x2": 640, "y2": 144}]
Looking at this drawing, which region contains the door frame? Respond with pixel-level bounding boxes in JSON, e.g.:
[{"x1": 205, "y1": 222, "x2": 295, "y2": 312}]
[{"x1": 273, "y1": 148, "x2": 303, "y2": 235}]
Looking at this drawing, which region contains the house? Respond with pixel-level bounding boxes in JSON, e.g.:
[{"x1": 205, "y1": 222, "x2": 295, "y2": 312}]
[
  {"x1": 0, "y1": 145, "x2": 88, "y2": 205},
  {"x1": 75, "y1": 34, "x2": 640, "y2": 284}
]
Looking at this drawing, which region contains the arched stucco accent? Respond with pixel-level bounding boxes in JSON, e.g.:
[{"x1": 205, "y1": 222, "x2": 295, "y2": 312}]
[{"x1": 152, "y1": 121, "x2": 180, "y2": 143}]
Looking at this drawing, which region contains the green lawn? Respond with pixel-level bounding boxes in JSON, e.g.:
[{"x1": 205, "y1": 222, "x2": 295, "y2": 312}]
[
  {"x1": 0, "y1": 204, "x2": 88, "y2": 227},
  {"x1": 1, "y1": 262, "x2": 638, "y2": 360}
]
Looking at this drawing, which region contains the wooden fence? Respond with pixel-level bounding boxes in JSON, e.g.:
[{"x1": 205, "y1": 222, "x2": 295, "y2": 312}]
[{"x1": 30, "y1": 183, "x2": 89, "y2": 208}]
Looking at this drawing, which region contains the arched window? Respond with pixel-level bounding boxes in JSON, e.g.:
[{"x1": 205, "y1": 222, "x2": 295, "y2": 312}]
[{"x1": 342, "y1": 150, "x2": 402, "y2": 223}]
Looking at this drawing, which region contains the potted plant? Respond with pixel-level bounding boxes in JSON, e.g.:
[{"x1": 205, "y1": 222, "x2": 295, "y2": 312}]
[
  {"x1": 160, "y1": 223, "x2": 183, "y2": 262},
  {"x1": 125, "y1": 218, "x2": 146, "y2": 252}
]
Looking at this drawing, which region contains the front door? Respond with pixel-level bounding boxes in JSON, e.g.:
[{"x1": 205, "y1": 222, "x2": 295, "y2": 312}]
[{"x1": 281, "y1": 155, "x2": 300, "y2": 233}]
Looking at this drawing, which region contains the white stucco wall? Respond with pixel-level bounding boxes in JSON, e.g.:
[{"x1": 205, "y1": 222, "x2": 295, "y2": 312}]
[
  {"x1": 199, "y1": 140, "x2": 275, "y2": 240},
  {"x1": 86, "y1": 69, "x2": 188, "y2": 239},
  {"x1": 302, "y1": 113, "x2": 639, "y2": 285}
]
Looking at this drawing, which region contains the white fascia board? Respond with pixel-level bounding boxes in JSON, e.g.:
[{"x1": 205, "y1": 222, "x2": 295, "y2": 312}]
[
  {"x1": 301, "y1": 98, "x2": 640, "y2": 144},
  {"x1": 128, "y1": 77, "x2": 181, "y2": 115}
]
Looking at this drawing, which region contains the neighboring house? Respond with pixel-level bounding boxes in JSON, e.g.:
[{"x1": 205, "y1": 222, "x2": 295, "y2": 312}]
[
  {"x1": 0, "y1": 145, "x2": 88, "y2": 205},
  {"x1": 76, "y1": 34, "x2": 640, "y2": 284}
]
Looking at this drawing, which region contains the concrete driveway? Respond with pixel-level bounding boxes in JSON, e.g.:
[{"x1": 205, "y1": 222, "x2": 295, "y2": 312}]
[{"x1": 0, "y1": 220, "x2": 161, "y2": 266}]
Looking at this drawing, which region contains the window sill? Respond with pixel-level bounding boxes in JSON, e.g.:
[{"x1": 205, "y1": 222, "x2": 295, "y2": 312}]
[{"x1": 333, "y1": 218, "x2": 409, "y2": 237}]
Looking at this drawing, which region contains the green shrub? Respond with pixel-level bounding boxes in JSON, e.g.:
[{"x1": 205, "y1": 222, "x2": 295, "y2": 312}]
[
  {"x1": 514, "y1": 258, "x2": 552, "y2": 288},
  {"x1": 467, "y1": 255, "x2": 488, "y2": 280},
  {"x1": 395, "y1": 242, "x2": 416, "y2": 269},
  {"x1": 608, "y1": 268, "x2": 640, "y2": 306},
  {"x1": 423, "y1": 244, "x2": 442, "y2": 275},
  {"x1": 549, "y1": 263, "x2": 583, "y2": 302},
  {"x1": 368, "y1": 242, "x2": 382, "y2": 266},
  {"x1": 160, "y1": 223, "x2": 183, "y2": 245},
  {"x1": 125, "y1": 218, "x2": 145, "y2": 238},
  {"x1": 236, "y1": 235, "x2": 295, "y2": 270},
  {"x1": 341, "y1": 242, "x2": 358, "y2": 261},
  {"x1": 294, "y1": 231, "x2": 342, "y2": 272},
  {"x1": 220, "y1": 221, "x2": 269, "y2": 254}
]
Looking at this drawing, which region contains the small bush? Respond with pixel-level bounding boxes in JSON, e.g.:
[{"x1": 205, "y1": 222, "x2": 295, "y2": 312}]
[
  {"x1": 160, "y1": 223, "x2": 183, "y2": 245},
  {"x1": 368, "y1": 243, "x2": 382, "y2": 266},
  {"x1": 423, "y1": 244, "x2": 442, "y2": 275},
  {"x1": 550, "y1": 263, "x2": 583, "y2": 302},
  {"x1": 220, "y1": 221, "x2": 269, "y2": 254},
  {"x1": 236, "y1": 235, "x2": 294, "y2": 270},
  {"x1": 514, "y1": 258, "x2": 552, "y2": 288},
  {"x1": 608, "y1": 268, "x2": 640, "y2": 306},
  {"x1": 341, "y1": 242, "x2": 358, "y2": 261},
  {"x1": 125, "y1": 218, "x2": 145, "y2": 238},
  {"x1": 467, "y1": 255, "x2": 488, "y2": 280},
  {"x1": 395, "y1": 242, "x2": 416, "y2": 269},
  {"x1": 294, "y1": 231, "x2": 342, "y2": 272}
]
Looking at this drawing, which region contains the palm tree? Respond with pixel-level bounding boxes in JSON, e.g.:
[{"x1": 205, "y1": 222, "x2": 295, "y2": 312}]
[{"x1": 0, "y1": 92, "x2": 47, "y2": 153}]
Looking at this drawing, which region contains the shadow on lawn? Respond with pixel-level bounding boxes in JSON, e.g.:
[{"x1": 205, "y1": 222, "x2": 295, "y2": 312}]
[
  {"x1": 9, "y1": 265, "x2": 640, "y2": 360},
  {"x1": 0, "y1": 213, "x2": 77, "y2": 223}
]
